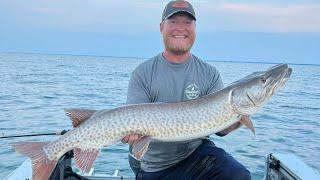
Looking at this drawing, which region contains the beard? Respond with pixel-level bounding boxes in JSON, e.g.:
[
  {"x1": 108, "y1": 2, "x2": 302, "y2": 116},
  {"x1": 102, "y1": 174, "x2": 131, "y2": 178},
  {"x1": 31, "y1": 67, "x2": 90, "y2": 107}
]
[{"x1": 163, "y1": 36, "x2": 195, "y2": 55}]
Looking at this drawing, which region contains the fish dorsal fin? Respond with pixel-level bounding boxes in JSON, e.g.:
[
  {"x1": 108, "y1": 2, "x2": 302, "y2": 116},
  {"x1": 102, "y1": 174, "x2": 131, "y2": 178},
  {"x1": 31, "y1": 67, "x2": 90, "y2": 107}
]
[
  {"x1": 64, "y1": 109, "x2": 96, "y2": 127},
  {"x1": 130, "y1": 136, "x2": 152, "y2": 160},
  {"x1": 240, "y1": 115, "x2": 255, "y2": 135},
  {"x1": 74, "y1": 148, "x2": 100, "y2": 173}
]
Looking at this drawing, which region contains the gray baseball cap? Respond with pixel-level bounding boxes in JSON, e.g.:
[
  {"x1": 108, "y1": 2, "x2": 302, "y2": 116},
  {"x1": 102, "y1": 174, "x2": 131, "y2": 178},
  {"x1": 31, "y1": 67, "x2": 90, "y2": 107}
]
[{"x1": 162, "y1": 0, "x2": 196, "y2": 21}]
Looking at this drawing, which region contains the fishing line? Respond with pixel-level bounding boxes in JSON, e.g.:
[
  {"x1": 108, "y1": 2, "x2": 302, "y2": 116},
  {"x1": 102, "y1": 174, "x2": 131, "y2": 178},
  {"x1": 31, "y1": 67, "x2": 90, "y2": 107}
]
[{"x1": 0, "y1": 130, "x2": 69, "y2": 139}]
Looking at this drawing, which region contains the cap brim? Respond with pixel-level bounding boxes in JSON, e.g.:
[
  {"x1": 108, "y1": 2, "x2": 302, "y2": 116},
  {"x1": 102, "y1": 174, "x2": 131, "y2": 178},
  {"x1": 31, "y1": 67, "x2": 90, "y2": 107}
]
[{"x1": 163, "y1": 10, "x2": 196, "y2": 21}]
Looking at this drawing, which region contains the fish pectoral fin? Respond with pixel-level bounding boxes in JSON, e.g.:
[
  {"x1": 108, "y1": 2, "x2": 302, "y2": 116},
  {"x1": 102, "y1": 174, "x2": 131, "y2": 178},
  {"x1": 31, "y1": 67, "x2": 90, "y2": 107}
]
[
  {"x1": 240, "y1": 115, "x2": 256, "y2": 136},
  {"x1": 64, "y1": 108, "x2": 97, "y2": 127},
  {"x1": 131, "y1": 136, "x2": 152, "y2": 160},
  {"x1": 74, "y1": 148, "x2": 100, "y2": 173}
]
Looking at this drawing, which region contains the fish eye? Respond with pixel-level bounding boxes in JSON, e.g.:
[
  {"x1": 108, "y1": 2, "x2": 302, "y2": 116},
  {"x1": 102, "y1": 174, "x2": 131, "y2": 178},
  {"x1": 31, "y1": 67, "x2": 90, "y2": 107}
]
[{"x1": 261, "y1": 77, "x2": 266, "y2": 83}]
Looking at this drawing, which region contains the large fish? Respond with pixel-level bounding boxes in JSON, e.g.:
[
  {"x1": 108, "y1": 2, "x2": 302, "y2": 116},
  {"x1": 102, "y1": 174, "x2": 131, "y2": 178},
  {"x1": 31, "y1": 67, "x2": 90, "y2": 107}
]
[{"x1": 12, "y1": 64, "x2": 292, "y2": 180}]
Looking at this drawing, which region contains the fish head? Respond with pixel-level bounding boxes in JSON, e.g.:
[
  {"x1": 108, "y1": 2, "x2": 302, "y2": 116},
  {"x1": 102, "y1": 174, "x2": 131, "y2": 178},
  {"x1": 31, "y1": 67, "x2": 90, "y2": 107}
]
[{"x1": 230, "y1": 64, "x2": 292, "y2": 115}]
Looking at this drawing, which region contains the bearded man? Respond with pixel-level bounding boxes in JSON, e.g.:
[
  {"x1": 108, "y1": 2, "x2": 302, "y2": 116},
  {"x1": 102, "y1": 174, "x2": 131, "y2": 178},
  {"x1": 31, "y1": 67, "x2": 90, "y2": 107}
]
[{"x1": 122, "y1": 1, "x2": 251, "y2": 179}]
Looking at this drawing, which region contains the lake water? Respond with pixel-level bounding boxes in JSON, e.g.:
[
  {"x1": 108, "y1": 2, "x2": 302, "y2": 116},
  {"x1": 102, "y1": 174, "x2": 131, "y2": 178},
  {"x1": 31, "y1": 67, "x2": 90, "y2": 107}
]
[{"x1": 0, "y1": 52, "x2": 319, "y2": 179}]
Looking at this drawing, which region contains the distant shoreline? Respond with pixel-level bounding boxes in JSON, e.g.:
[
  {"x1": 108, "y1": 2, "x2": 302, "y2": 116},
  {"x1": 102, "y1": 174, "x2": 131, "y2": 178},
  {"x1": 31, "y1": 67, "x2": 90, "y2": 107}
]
[{"x1": 1, "y1": 51, "x2": 319, "y2": 67}]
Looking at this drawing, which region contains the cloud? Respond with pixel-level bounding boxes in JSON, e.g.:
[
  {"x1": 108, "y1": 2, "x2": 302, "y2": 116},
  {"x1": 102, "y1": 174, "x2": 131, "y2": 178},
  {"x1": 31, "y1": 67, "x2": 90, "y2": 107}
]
[
  {"x1": 1, "y1": 1, "x2": 320, "y2": 33},
  {"x1": 0, "y1": 0, "x2": 165, "y2": 33},
  {"x1": 196, "y1": 2, "x2": 320, "y2": 33}
]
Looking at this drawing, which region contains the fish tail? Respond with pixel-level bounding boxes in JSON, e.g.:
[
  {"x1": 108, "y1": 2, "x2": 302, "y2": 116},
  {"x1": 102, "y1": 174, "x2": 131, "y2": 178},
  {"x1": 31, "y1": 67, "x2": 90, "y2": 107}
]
[{"x1": 12, "y1": 141, "x2": 57, "y2": 180}]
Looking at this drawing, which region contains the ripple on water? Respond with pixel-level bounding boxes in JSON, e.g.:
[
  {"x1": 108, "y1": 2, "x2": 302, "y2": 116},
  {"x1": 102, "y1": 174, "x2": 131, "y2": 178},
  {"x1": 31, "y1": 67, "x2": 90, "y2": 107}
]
[
  {"x1": 279, "y1": 105, "x2": 320, "y2": 111},
  {"x1": 269, "y1": 137, "x2": 287, "y2": 143},
  {"x1": 235, "y1": 149, "x2": 247, "y2": 154}
]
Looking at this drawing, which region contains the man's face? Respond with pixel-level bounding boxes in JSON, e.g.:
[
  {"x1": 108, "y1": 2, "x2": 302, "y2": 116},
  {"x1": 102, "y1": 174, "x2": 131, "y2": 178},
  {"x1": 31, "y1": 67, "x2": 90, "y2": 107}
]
[{"x1": 160, "y1": 12, "x2": 196, "y2": 55}]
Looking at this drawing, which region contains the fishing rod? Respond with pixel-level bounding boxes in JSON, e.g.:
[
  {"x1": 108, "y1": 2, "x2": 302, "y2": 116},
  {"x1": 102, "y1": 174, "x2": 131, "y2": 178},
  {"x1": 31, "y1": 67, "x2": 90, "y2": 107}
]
[{"x1": 0, "y1": 129, "x2": 69, "y2": 139}]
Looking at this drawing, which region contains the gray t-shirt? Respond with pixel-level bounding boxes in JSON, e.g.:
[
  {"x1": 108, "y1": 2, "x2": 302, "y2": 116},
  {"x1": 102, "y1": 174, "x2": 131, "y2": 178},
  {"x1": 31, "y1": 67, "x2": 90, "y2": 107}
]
[{"x1": 126, "y1": 53, "x2": 223, "y2": 173}]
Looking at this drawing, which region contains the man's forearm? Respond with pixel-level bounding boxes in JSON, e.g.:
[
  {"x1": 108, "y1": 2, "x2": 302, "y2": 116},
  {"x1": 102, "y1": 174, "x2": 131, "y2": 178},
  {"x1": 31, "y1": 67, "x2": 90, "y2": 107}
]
[{"x1": 216, "y1": 121, "x2": 242, "y2": 137}]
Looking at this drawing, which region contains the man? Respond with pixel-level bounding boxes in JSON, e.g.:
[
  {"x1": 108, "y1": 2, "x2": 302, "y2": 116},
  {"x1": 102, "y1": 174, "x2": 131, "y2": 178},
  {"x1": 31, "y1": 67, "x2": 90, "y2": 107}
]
[{"x1": 122, "y1": 1, "x2": 251, "y2": 179}]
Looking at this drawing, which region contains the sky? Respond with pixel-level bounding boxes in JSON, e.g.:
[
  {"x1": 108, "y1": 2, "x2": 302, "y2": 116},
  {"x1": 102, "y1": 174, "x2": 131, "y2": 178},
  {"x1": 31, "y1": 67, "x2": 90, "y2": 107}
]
[{"x1": 0, "y1": 0, "x2": 320, "y2": 64}]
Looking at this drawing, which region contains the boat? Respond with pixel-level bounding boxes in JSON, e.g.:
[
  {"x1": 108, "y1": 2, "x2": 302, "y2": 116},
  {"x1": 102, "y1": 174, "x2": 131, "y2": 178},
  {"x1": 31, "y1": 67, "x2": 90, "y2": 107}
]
[
  {"x1": 264, "y1": 153, "x2": 320, "y2": 180},
  {"x1": 5, "y1": 152, "x2": 320, "y2": 180},
  {"x1": 5, "y1": 151, "x2": 135, "y2": 180}
]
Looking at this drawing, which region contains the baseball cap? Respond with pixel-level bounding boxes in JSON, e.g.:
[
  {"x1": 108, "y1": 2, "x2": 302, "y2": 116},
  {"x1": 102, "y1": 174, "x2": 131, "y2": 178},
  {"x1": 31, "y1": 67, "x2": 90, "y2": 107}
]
[{"x1": 162, "y1": 0, "x2": 196, "y2": 21}]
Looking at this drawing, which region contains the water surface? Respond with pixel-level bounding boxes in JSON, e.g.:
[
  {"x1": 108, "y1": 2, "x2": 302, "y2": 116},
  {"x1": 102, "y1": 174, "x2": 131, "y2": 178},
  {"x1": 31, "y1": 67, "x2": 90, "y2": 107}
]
[{"x1": 0, "y1": 52, "x2": 319, "y2": 179}]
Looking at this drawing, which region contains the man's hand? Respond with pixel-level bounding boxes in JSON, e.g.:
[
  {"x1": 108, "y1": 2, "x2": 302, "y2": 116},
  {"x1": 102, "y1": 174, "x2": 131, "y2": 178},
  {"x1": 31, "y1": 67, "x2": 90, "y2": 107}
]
[{"x1": 121, "y1": 134, "x2": 144, "y2": 145}]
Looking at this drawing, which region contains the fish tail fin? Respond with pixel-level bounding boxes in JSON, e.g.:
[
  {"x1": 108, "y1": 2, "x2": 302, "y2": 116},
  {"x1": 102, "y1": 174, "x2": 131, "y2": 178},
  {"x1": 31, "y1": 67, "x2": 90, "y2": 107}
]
[{"x1": 12, "y1": 142, "x2": 57, "y2": 180}]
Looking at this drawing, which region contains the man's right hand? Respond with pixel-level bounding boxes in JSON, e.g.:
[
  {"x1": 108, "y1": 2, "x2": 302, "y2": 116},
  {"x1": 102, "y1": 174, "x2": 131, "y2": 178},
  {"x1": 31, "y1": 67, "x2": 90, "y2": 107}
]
[{"x1": 121, "y1": 134, "x2": 144, "y2": 145}]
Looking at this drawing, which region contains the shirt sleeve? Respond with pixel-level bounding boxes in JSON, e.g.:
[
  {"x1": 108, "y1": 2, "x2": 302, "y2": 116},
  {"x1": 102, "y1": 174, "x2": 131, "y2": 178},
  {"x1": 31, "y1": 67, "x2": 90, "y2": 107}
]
[
  {"x1": 126, "y1": 69, "x2": 151, "y2": 104},
  {"x1": 206, "y1": 66, "x2": 224, "y2": 95}
]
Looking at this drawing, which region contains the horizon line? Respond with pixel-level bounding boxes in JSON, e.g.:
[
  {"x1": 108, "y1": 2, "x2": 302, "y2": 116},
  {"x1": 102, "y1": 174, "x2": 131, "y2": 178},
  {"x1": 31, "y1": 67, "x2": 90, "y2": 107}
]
[{"x1": 1, "y1": 50, "x2": 319, "y2": 67}]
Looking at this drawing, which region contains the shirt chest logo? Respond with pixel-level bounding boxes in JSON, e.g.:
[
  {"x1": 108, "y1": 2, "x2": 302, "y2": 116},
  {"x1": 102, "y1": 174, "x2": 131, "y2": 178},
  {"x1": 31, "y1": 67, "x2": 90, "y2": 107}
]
[{"x1": 185, "y1": 84, "x2": 200, "y2": 100}]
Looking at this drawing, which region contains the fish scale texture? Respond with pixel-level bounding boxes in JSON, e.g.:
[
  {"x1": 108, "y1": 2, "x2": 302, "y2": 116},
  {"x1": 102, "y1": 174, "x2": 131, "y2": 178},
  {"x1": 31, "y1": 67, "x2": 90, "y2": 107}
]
[{"x1": 44, "y1": 93, "x2": 238, "y2": 161}]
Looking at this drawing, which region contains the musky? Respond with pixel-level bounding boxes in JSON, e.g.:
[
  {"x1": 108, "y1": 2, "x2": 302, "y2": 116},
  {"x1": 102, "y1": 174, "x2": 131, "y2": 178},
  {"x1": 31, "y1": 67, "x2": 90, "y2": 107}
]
[{"x1": 1, "y1": 0, "x2": 319, "y2": 64}]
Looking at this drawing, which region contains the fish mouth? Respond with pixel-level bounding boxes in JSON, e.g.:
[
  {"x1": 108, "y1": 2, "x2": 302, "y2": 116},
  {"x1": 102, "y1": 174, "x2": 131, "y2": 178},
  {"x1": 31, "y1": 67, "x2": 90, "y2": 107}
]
[
  {"x1": 276, "y1": 66, "x2": 292, "y2": 87},
  {"x1": 266, "y1": 64, "x2": 292, "y2": 94},
  {"x1": 282, "y1": 67, "x2": 292, "y2": 82}
]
